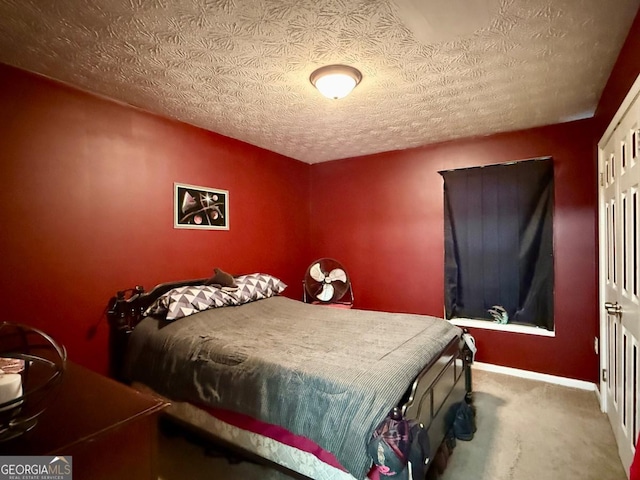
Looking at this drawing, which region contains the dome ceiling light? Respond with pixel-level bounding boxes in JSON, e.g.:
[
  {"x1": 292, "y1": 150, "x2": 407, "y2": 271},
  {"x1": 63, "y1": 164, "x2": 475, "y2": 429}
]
[{"x1": 309, "y1": 65, "x2": 362, "y2": 100}]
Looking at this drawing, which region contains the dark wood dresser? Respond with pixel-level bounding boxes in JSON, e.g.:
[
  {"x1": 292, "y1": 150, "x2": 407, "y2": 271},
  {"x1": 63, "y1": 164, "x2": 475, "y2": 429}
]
[{"x1": 2, "y1": 361, "x2": 168, "y2": 480}]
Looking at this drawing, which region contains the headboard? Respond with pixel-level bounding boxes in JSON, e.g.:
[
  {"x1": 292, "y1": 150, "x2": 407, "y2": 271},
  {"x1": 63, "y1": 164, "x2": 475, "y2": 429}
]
[{"x1": 106, "y1": 277, "x2": 208, "y2": 380}]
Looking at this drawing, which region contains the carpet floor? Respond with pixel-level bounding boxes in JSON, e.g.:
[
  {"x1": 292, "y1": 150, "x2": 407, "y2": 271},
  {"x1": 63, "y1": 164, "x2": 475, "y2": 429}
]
[
  {"x1": 158, "y1": 369, "x2": 627, "y2": 480},
  {"x1": 439, "y1": 369, "x2": 626, "y2": 480}
]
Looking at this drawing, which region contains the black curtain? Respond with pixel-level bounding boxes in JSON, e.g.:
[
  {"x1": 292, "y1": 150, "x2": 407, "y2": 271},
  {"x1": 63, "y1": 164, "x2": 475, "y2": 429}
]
[{"x1": 440, "y1": 157, "x2": 554, "y2": 330}]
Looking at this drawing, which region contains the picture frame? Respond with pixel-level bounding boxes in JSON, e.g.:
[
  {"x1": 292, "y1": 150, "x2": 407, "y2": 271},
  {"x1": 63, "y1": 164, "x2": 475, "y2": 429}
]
[{"x1": 174, "y1": 183, "x2": 229, "y2": 230}]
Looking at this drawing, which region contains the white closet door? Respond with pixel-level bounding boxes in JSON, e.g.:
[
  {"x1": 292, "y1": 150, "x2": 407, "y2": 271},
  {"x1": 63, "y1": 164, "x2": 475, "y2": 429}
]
[{"x1": 599, "y1": 74, "x2": 640, "y2": 476}]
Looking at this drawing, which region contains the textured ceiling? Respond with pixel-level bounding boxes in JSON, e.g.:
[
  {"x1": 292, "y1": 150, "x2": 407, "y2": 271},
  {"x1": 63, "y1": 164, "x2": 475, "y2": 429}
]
[{"x1": 0, "y1": 0, "x2": 638, "y2": 164}]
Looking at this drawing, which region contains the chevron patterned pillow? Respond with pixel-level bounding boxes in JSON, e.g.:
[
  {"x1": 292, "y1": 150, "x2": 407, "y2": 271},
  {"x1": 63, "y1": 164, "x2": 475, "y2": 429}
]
[
  {"x1": 145, "y1": 285, "x2": 239, "y2": 321},
  {"x1": 144, "y1": 274, "x2": 287, "y2": 321},
  {"x1": 234, "y1": 273, "x2": 287, "y2": 303}
]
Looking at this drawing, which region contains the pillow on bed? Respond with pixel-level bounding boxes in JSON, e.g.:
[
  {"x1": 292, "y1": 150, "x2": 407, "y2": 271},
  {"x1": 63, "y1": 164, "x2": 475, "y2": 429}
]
[
  {"x1": 204, "y1": 267, "x2": 237, "y2": 289},
  {"x1": 144, "y1": 274, "x2": 286, "y2": 321},
  {"x1": 145, "y1": 285, "x2": 240, "y2": 321},
  {"x1": 234, "y1": 273, "x2": 287, "y2": 303}
]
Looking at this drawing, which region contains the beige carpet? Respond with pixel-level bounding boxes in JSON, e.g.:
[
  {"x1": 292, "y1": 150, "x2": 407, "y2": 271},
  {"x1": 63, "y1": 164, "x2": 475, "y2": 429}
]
[
  {"x1": 440, "y1": 369, "x2": 626, "y2": 480},
  {"x1": 158, "y1": 369, "x2": 627, "y2": 480}
]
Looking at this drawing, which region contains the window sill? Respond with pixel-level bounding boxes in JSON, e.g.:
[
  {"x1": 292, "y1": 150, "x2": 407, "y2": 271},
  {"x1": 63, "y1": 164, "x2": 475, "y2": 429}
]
[{"x1": 450, "y1": 318, "x2": 555, "y2": 337}]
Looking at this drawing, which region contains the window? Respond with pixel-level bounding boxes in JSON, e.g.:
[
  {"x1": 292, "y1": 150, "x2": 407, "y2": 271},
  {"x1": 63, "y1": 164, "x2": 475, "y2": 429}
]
[{"x1": 439, "y1": 157, "x2": 554, "y2": 330}]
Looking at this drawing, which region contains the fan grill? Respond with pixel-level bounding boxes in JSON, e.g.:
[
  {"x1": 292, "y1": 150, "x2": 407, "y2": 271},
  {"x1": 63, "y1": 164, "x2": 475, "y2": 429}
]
[{"x1": 303, "y1": 258, "x2": 352, "y2": 305}]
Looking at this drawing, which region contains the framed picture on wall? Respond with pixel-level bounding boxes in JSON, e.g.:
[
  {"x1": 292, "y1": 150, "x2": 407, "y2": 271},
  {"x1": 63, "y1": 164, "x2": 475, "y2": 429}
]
[{"x1": 174, "y1": 183, "x2": 229, "y2": 230}]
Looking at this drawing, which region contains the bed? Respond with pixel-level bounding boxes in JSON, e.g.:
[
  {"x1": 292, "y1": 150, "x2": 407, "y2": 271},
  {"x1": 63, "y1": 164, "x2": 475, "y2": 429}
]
[{"x1": 107, "y1": 272, "x2": 473, "y2": 479}]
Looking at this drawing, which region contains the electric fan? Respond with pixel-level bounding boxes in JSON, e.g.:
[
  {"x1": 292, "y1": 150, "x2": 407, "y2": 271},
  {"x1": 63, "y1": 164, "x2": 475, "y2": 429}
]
[{"x1": 303, "y1": 258, "x2": 353, "y2": 306}]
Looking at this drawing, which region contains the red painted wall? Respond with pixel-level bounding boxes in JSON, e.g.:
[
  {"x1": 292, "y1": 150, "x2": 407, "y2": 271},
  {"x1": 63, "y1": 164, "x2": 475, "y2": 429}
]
[
  {"x1": 310, "y1": 120, "x2": 599, "y2": 382},
  {"x1": 0, "y1": 64, "x2": 310, "y2": 374}
]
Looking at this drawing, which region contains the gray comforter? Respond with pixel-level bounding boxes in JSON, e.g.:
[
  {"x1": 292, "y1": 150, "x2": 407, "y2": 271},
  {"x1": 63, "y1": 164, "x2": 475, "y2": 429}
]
[{"x1": 125, "y1": 296, "x2": 460, "y2": 479}]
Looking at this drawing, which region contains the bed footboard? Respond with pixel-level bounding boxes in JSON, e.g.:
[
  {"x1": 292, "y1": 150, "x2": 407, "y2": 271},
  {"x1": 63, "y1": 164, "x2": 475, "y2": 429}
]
[{"x1": 400, "y1": 334, "x2": 471, "y2": 456}]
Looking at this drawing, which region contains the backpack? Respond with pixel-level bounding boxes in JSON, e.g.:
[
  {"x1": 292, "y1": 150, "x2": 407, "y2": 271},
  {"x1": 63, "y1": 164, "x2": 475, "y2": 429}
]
[{"x1": 367, "y1": 410, "x2": 430, "y2": 479}]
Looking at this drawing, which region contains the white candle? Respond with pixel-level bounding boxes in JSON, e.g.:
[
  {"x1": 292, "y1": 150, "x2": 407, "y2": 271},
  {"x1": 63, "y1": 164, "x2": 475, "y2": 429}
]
[{"x1": 0, "y1": 373, "x2": 22, "y2": 411}]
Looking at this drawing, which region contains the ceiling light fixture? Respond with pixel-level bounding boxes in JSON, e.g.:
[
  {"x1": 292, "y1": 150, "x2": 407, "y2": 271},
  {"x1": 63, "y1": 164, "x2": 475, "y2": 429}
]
[{"x1": 309, "y1": 65, "x2": 362, "y2": 100}]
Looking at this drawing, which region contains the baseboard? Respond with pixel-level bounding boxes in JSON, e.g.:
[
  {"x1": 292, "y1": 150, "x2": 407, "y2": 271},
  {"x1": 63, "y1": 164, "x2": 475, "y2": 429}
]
[
  {"x1": 473, "y1": 362, "x2": 597, "y2": 391},
  {"x1": 594, "y1": 385, "x2": 605, "y2": 412}
]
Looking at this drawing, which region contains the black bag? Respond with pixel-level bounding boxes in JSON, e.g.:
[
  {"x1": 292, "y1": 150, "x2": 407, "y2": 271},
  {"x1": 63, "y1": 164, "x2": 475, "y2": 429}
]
[{"x1": 367, "y1": 411, "x2": 430, "y2": 479}]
